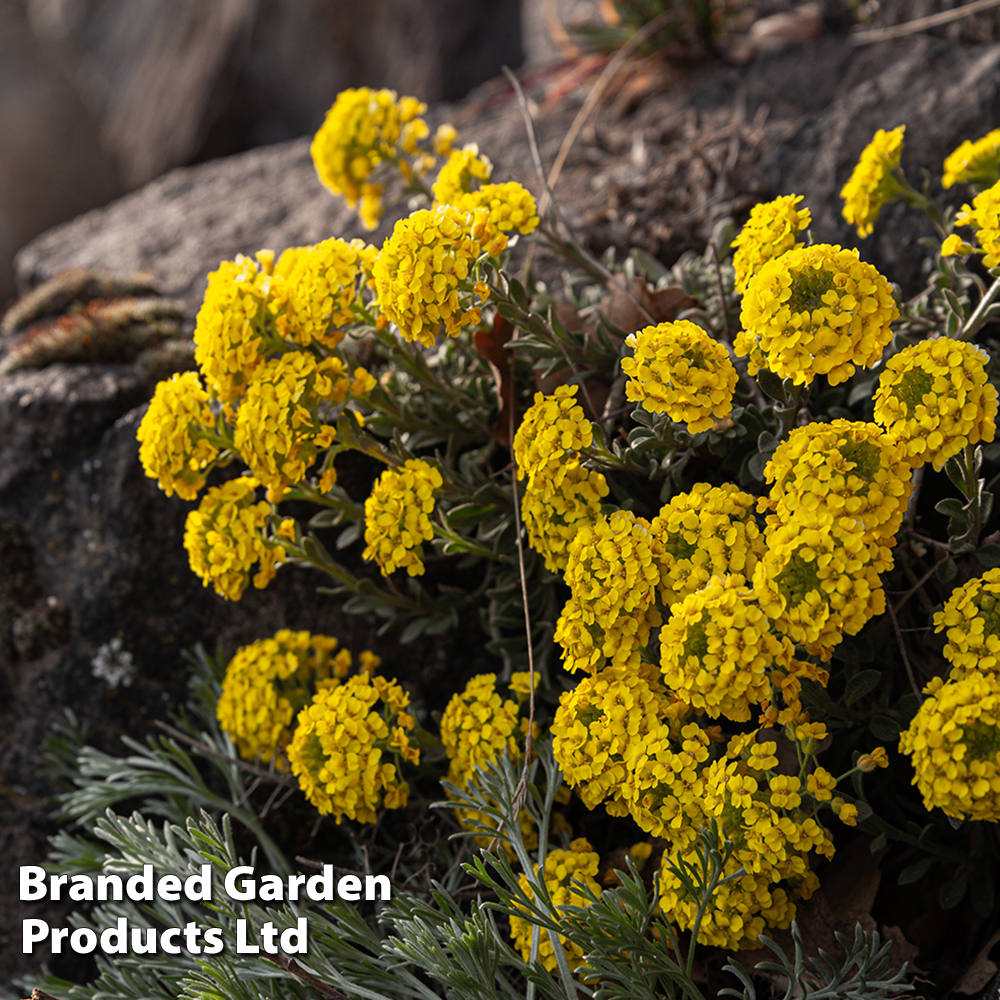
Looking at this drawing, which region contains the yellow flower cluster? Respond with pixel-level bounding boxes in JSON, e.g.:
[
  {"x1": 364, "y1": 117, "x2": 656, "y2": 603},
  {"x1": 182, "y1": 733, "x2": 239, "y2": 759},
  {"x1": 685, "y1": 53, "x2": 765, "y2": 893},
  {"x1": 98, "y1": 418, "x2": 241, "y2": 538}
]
[
  {"x1": 193, "y1": 255, "x2": 277, "y2": 406},
  {"x1": 555, "y1": 511, "x2": 660, "y2": 673},
  {"x1": 660, "y1": 576, "x2": 794, "y2": 722},
  {"x1": 737, "y1": 244, "x2": 898, "y2": 386},
  {"x1": 137, "y1": 371, "x2": 220, "y2": 500},
  {"x1": 551, "y1": 663, "x2": 682, "y2": 812},
  {"x1": 521, "y1": 464, "x2": 608, "y2": 573},
  {"x1": 624, "y1": 727, "x2": 833, "y2": 950},
  {"x1": 216, "y1": 630, "x2": 352, "y2": 765},
  {"x1": 873, "y1": 337, "x2": 998, "y2": 470},
  {"x1": 954, "y1": 179, "x2": 1000, "y2": 268},
  {"x1": 431, "y1": 144, "x2": 493, "y2": 204},
  {"x1": 310, "y1": 88, "x2": 429, "y2": 229},
  {"x1": 763, "y1": 420, "x2": 912, "y2": 556},
  {"x1": 753, "y1": 514, "x2": 886, "y2": 659},
  {"x1": 732, "y1": 194, "x2": 811, "y2": 295},
  {"x1": 898, "y1": 672, "x2": 1000, "y2": 821},
  {"x1": 943, "y1": 129, "x2": 1000, "y2": 189},
  {"x1": 287, "y1": 670, "x2": 418, "y2": 822},
  {"x1": 440, "y1": 673, "x2": 531, "y2": 790},
  {"x1": 276, "y1": 237, "x2": 377, "y2": 349},
  {"x1": 183, "y1": 477, "x2": 282, "y2": 601},
  {"x1": 508, "y1": 838, "x2": 603, "y2": 973},
  {"x1": 650, "y1": 483, "x2": 763, "y2": 608},
  {"x1": 450, "y1": 182, "x2": 540, "y2": 238},
  {"x1": 514, "y1": 384, "x2": 593, "y2": 488},
  {"x1": 935, "y1": 569, "x2": 1000, "y2": 676},
  {"x1": 233, "y1": 352, "x2": 352, "y2": 501},
  {"x1": 362, "y1": 458, "x2": 443, "y2": 576},
  {"x1": 840, "y1": 125, "x2": 906, "y2": 238},
  {"x1": 372, "y1": 204, "x2": 498, "y2": 347},
  {"x1": 621, "y1": 320, "x2": 737, "y2": 433}
]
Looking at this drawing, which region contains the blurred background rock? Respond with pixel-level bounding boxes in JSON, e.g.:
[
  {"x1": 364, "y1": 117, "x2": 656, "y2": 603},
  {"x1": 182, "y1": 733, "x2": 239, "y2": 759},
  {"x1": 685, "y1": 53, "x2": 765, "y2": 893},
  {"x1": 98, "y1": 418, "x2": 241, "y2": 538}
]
[{"x1": 0, "y1": 0, "x2": 528, "y2": 308}]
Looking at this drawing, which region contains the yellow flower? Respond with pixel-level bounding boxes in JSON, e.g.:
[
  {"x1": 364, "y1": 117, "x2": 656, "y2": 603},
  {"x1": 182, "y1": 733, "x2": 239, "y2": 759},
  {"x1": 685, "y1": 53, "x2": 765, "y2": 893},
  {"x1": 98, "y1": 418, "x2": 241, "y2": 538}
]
[
  {"x1": 216, "y1": 630, "x2": 354, "y2": 765},
  {"x1": 840, "y1": 126, "x2": 906, "y2": 238},
  {"x1": 522, "y1": 463, "x2": 609, "y2": 573},
  {"x1": 433, "y1": 123, "x2": 458, "y2": 157},
  {"x1": 183, "y1": 477, "x2": 281, "y2": 601},
  {"x1": 753, "y1": 513, "x2": 886, "y2": 659},
  {"x1": 555, "y1": 510, "x2": 661, "y2": 673},
  {"x1": 310, "y1": 88, "x2": 428, "y2": 229},
  {"x1": 954, "y1": 179, "x2": 1000, "y2": 268},
  {"x1": 193, "y1": 254, "x2": 281, "y2": 405},
  {"x1": 276, "y1": 237, "x2": 377, "y2": 349},
  {"x1": 431, "y1": 144, "x2": 493, "y2": 204},
  {"x1": 287, "y1": 671, "x2": 418, "y2": 821},
  {"x1": 943, "y1": 129, "x2": 1000, "y2": 189},
  {"x1": 622, "y1": 320, "x2": 737, "y2": 433},
  {"x1": 934, "y1": 569, "x2": 1000, "y2": 676},
  {"x1": 362, "y1": 458, "x2": 443, "y2": 576},
  {"x1": 552, "y1": 663, "x2": 679, "y2": 812},
  {"x1": 832, "y1": 799, "x2": 859, "y2": 826},
  {"x1": 659, "y1": 576, "x2": 794, "y2": 722},
  {"x1": 372, "y1": 204, "x2": 498, "y2": 347},
  {"x1": 763, "y1": 419, "x2": 913, "y2": 558},
  {"x1": 233, "y1": 352, "x2": 350, "y2": 501},
  {"x1": 650, "y1": 483, "x2": 764, "y2": 608},
  {"x1": 873, "y1": 337, "x2": 998, "y2": 470},
  {"x1": 137, "y1": 372, "x2": 221, "y2": 499},
  {"x1": 737, "y1": 244, "x2": 898, "y2": 387},
  {"x1": 941, "y1": 234, "x2": 976, "y2": 257},
  {"x1": 858, "y1": 746, "x2": 889, "y2": 772},
  {"x1": 509, "y1": 839, "x2": 602, "y2": 973},
  {"x1": 899, "y1": 672, "x2": 1000, "y2": 821},
  {"x1": 807, "y1": 767, "x2": 837, "y2": 801},
  {"x1": 732, "y1": 194, "x2": 811, "y2": 295}
]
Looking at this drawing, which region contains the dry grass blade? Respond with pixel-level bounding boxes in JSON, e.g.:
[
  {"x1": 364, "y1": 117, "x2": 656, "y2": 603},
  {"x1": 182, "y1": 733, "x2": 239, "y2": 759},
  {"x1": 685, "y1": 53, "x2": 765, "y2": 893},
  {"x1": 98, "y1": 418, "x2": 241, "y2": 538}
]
[{"x1": 851, "y1": 0, "x2": 1000, "y2": 44}]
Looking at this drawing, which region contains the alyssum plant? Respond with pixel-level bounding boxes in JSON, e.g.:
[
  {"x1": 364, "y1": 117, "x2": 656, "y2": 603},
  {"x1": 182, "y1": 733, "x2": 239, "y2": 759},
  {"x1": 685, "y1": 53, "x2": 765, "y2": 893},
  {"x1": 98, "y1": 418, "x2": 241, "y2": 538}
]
[{"x1": 27, "y1": 87, "x2": 1000, "y2": 998}]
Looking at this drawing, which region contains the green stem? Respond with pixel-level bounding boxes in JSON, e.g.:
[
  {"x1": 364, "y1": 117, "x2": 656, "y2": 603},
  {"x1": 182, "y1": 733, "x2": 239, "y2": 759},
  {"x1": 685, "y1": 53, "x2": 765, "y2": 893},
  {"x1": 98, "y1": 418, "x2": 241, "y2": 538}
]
[{"x1": 960, "y1": 272, "x2": 1000, "y2": 341}]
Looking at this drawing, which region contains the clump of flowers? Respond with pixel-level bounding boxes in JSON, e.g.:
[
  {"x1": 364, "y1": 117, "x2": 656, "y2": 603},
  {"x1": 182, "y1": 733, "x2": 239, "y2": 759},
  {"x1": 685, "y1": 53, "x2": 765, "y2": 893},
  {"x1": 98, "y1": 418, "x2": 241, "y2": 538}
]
[
  {"x1": 873, "y1": 337, "x2": 998, "y2": 470},
  {"x1": 753, "y1": 513, "x2": 887, "y2": 658},
  {"x1": 193, "y1": 254, "x2": 280, "y2": 406},
  {"x1": 233, "y1": 353, "x2": 354, "y2": 501},
  {"x1": 508, "y1": 838, "x2": 603, "y2": 973},
  {"x1": 183, "y1": 477, "x2": 283, "y2": 601},
  {"x1": 650, "y1": 483, "x2": 764, "y2": 608},
  {"x1": 514, "y1": 384, "x2": 593, "y2": 490},
  {"x1": 310, "y1": 88, "x2": 430, "y2": 229},
  {"x1": 953, "y1": 179, "x2": 1000, "y2": 269},
  {"x1": 521, "y1": 464, "x2": 609, "y2": 573},
  {"x1": 899, "y1": 672, "x2": 1000, "y2": 821},
  {"x1": 216, "y1": 630, "x2": 356, "y2": 765},
  {"x1": 137, "y1": 371, "x2": 221, "y2": 499},
  {"x1": 552, "y1": 663, "x2": 683, "y2": 812},
  {"x1": 659, "y1": 576, "x2": 794, "y2": 722},
  {"x1": 287, "y1": 669, "x2": 419, "y2": 822},
  {"x1": 276, "y1": 237, "x2": 378, "y2": 349},
  {"x1": 362, "y1": 458, "x2": 443, "y2": 576},
  {"x1": 431, "y1": 144, "x2": 494, "y2": 204},
  {"x1": 763, "y1": 420, "x2": 912, "y2": 555},
  {"x1": 732, "y1": 194, "x2": 811, "y2": 294},
  {"x1": 943, "y1": 129, "x2": 1000, "y2": 189},
  {"x1": 372, "y1": 204, "x2": 498, "y2": 347},
  {"x1": 554, "y1": 510, "x2": 661, "y2": 673},
  {"x1": 450, "y1": 182, "x2": 540, "y2": 239},
  {"x1": 621, "y1": 320, "x2": 737, "y2": 433},
  {"x1": 934, "y1": 569, "x2": 1000, "y2": 676},
  {"x1": 440, "y1": 673, "x2": 533, "y2": 791},
  {"x1": 737, "y1": 244, "x2": 898, "y2": 386},
  {"x1": 840, "y1": 125, "x2": 906, "y2": 238}
]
